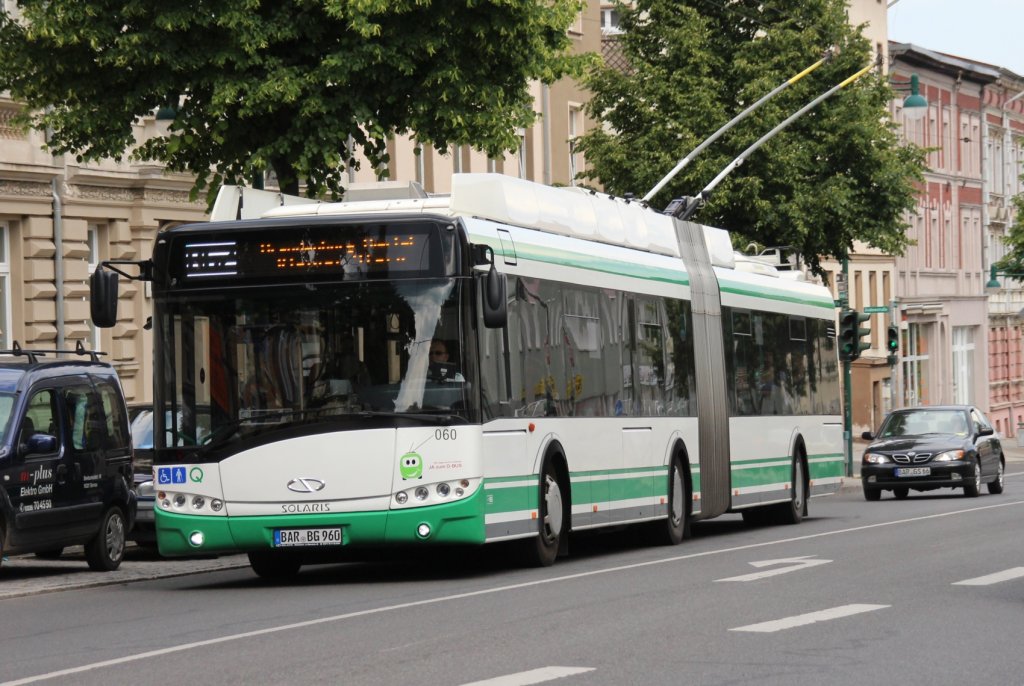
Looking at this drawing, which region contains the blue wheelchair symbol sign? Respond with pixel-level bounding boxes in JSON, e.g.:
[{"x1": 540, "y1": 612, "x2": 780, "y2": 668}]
[{"x1": 158, "y1": 467, "x2": 187, "y2": 485}]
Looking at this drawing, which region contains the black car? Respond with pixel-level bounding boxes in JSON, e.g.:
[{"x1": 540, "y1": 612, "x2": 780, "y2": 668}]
[
  {"x1": 861, "y1": 405, "x2": 1005, "y2": 500},
  {"x1": 0, "y1": 343, "x2": 137, "y2": 570}
]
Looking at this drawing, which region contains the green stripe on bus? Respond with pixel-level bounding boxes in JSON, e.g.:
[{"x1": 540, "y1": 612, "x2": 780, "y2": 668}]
[{"x1": 478, "y1": 236, "x2": 835, "y2": 310}]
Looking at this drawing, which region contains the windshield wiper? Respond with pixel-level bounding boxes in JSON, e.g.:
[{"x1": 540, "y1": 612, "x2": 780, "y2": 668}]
[{"x1": 355, "y1": 410, "x2": 467, "y2": 424}]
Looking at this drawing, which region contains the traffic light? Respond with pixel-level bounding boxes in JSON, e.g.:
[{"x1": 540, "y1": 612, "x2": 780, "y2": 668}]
[
  {"x1": 838, "y1": 309, "x2": 871, "y2": 361},
  {"x1": 886, "y1": 324, "x2": 900, "y2": 366}
]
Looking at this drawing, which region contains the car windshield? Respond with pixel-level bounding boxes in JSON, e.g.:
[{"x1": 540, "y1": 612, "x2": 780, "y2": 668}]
[{"x1": 879, "y1": 409, "x2": 969, "y2": 437}]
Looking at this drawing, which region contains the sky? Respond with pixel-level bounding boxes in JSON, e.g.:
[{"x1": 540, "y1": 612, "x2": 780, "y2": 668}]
[{"x1": 887, "y1": 0, "x2": 1024, "y2": 76}]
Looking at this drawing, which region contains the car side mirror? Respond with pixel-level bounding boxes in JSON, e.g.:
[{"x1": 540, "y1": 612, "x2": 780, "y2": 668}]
[
  {"x1": 978, "y1": 426, "x2": 994, "y2": 437},
  {"x1": 24, "y1": 433, "x2": 58, "y2": 455},
  {"x1": 861, "y1": 431, "x2": 874, "y2": 440}
]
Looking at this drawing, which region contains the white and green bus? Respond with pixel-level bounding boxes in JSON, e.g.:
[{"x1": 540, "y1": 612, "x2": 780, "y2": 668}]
[{"x1": 91, "y1": 173, "x2": 843, "y2": 578}]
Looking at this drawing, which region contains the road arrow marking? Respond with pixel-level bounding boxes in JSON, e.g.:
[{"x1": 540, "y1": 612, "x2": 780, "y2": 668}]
[
  {"x1": 952, "y1": 567, "x2": 1024, "y2": 586},
  {"x1": 731, "y1": 604, "x2": 889, "y2": 633},
  {"x1": 715, "y1": 555, "x2": 832, "y2": 582}
]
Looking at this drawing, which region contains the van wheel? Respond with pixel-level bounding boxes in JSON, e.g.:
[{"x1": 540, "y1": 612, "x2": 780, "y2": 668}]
[
  {"x1": 248, "y1": 551, "x2": 302, "y2": 580},
  {"x1": 524, "y1": 460, "x2": 565, "y2": 567},
  {"x1": 35, "y1": 548, "x2": 64, "y2": 559},
  {"x1": 86, "y1": 507, "x2": 126, "y2": 571}
]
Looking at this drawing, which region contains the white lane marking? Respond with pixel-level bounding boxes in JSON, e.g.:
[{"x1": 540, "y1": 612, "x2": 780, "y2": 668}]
[
  {"x1": 952, "y1": 567, "x2": 1024, "y2": 586},
  {"x1": 459, "y1": 666, "x2": 595, "y2": 686},
  {"x1": 730, "y1": 604, "x2": 889, "y2": 633},
  {"x1": 5, "y1": 499, "x2": 1023, "y2": 686},
  {"x1": 715, "y1": 555, "x2": 832, "y2": 582}
]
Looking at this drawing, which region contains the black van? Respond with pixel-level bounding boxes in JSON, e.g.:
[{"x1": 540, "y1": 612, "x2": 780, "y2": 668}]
[{"x1": 0, "y1": 343, "x2": 136, "y2": 571}]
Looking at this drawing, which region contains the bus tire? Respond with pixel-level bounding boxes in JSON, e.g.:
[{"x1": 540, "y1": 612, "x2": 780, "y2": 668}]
[
  {"x1": 657, "y1": 453, "x2": 689, "y2": 545},
  {"x1": 524, "y1": 458, "x2": 566, "y2": 567},
  {"x1": 248, "y1": 551, "x2": 302, "y2": 580},
  {"x1": 774, "y1": 455, "x2": 805, "y2": 525},
  {"x1": 86, "y1": 506, "x2": 127, "y2": 571}
]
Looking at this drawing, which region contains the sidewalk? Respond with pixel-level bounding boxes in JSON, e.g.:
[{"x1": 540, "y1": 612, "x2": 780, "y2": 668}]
[{"x1": 0, "y1": 547, "x2": 249, "y2": 600}]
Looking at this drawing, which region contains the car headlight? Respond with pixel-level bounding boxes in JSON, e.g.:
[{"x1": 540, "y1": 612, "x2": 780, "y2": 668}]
[
  {"x1": 933, "y1": 449, "x2": 966, "y2": 462},
  {"x1": 863, "y1": 452, "x2": 890, "y2": 464}
]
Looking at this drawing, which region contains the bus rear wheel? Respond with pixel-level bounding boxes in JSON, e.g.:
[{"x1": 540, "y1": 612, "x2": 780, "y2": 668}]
[{"x1": 248, "y1": 551, "x2": 302, "y2": 580}]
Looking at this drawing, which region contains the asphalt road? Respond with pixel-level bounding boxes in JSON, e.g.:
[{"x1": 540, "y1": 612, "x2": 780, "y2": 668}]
[{"x1": 2, "y1": 461, "x2": 1023, "y2": 686}]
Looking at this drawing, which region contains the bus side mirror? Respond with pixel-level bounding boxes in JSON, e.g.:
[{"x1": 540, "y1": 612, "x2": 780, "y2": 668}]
[
  {"x1": 482, "y1": 264, "x2": 507, "y2": 329},
  {"x1": 90, "y1": 268, "x2": 119, "y2": 328}
]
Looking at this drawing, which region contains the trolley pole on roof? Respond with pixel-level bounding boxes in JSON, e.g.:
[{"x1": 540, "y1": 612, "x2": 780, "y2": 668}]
[
  {"x1": 643, "y1": 47, "x2": 836, "y2": 203},
  {"x1": 663, "y1": 58, "x2": 878, "y2": 221}
]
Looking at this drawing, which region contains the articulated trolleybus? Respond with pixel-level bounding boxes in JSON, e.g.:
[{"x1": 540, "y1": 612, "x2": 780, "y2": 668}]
[{"x1": 91, "y1": 174, "x2": 842, "y2": 578}]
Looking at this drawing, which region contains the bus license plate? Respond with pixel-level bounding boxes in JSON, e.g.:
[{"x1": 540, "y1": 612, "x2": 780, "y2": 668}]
[
  {"x1": 274, "y1": 528, "x2": 342, "y2": 547},
  {"x1": 895, "y1": 467, "x2": 930, "y2": 477}
]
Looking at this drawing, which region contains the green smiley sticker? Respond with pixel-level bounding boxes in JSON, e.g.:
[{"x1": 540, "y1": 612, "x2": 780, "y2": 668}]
[{"x1": 399, "y1": 452, "x2": 423, "y2": 480}]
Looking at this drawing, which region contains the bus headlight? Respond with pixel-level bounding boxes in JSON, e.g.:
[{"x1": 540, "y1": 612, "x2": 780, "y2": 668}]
[{"x1": 395, "y1": 491, "x2": 409, "y2": 504}]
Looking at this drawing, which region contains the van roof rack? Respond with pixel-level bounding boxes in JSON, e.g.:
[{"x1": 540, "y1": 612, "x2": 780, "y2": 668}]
[{"x1": 0, "y1": 340, "x2": 107, "y2": 364}]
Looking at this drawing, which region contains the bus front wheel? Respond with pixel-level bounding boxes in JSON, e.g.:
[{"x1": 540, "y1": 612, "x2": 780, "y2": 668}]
[
  {"x1": 524, "y1": 459, "x2": 565, "y2": 567},
  {"x1": 248, "y1": 551, "x2": 302, "y2": 580}
]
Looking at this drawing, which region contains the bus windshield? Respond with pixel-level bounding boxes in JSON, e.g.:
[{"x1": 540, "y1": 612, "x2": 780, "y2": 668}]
[{"x1": 157, "y1": 278, "x2": 475, "y2": 452}]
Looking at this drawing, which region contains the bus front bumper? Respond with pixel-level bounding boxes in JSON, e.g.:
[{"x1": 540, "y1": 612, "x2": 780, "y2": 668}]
[{"x1": 154, "y1": 488, "x2": 486, "y2": 557}]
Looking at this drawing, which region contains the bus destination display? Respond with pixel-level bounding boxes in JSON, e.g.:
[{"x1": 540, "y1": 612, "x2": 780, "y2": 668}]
[{"x1": 180, "y1": 226, "x2": 436, "y2": 281}]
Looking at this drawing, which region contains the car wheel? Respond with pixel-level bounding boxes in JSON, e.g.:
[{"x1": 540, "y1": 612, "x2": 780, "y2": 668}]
[
  {"x1": 987, "y1": 458, "x2": 1005, "y2": 495},
  {"x1": 963, "y1": 458, "x2": 981, "y2": 498},
  {"x1": 524, "y1": 459, "x2": 565, "y2": 567},
  {"x1": 893, "y1": 487, "x2": 909, "y2": 500},
  {"x1": 248, "y1": 551, "x2": 302, "y2": 580},
  {"x1": 863, "y1": 484, "x2": 881, "y2": 501},
  {"x1": 86, "y1": 507, "x2": 126, "y2": 571},
  {"x1": 35, "y1": 548, "x2": 64, "y2": 559},
  {"x1": 655, "y1": 453, "x2": 689, "y2": 545}
]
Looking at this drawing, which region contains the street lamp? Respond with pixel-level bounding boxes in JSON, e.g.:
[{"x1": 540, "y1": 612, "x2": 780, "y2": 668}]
[
  {"x1": 891, "y1": 73, "x2": 929, "y2": 120},
  {"x1": 986, "y1": 266, "x2": 1024, "y2": 290}
]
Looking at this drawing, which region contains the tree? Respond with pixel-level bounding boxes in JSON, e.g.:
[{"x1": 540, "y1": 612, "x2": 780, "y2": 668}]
[
  {"x1": 576, "y1": 0, "x2": 926, "y2": 275},
  {"x1": 0, "y1": 0, "x2": 585, "y2": 198},
  {"x1": 996, "y1": 190, "x2": 1024, "y2": 274}
]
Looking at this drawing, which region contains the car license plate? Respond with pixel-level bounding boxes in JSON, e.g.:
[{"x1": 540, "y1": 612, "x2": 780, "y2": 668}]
[
  {"x1": 273, "y1": 528, "x2": 342, "y2": 547},
  {"x1": 895, "y1": 467, "x2": 931, "y2": 477}
]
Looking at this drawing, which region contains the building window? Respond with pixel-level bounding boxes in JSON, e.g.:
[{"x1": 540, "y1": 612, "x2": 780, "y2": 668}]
[
  {"x1": 0, "y1": 224, "x2": 9, "y2": 349},
  {"x1": 902, "y1": 323, "x2": 930, "y2": 407},
  {"x1": 601, "y1": 6, "x2": 621, "y2": 34},
  {"x1": 516, "y1": 128, "x2": 527, "y2": 179},
  {"x1": 952, "y1": 326, "x2": 974, "y2": 405}
]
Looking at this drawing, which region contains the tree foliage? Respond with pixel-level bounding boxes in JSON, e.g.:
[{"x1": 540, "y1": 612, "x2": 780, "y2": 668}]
[
  {"x1": 996, "y1": 188, "x2": 1024, "y2": 274},
  {"x1": 0, "y1": 0, "x2": 585, "y2": 198},
  {"x1": 576, "y1": 0, "x2": 926, "y2": 274}
]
